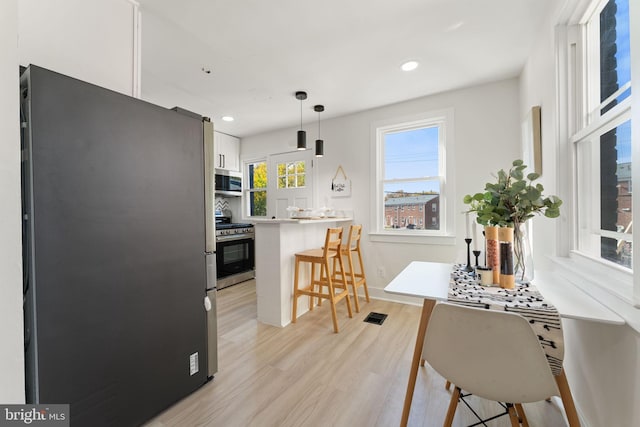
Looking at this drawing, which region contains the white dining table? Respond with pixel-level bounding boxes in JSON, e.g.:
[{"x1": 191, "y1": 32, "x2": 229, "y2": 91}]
[{"x1": 384, "y1": 261, "x2": 625, "y2": 427}]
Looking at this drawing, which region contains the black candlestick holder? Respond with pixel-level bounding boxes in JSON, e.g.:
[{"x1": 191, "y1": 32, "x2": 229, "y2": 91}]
[
  {"x1": 464, "y1": 238, "x2": 474, "y2": 272},
  {"x1": 473, "y1": 250, "x2": 481, "y2": 267}
]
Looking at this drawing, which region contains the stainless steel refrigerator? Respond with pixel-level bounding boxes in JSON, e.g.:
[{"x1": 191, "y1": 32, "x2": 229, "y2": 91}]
[
  {"x1": 172, "y1": 107, "x2": 218, "y2": 380},
  {"x1": 21, "y1": 65, "x2": 216, "y2": 426}
]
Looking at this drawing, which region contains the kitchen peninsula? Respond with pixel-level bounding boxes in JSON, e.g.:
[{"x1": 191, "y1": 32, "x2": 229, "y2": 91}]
[{"x1": 252, "y1": 217, "x2": 352, "y2": 327}]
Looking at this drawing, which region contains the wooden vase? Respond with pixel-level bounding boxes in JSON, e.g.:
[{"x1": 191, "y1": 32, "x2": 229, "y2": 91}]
[{"x1": 485, "y1": 225, "x2": 500, "y2": 285}]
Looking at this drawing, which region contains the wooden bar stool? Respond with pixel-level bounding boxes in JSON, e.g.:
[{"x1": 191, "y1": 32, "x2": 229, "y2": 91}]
[
  {"x1": 292, "y1": 227, "x2": 353, "y2": 333},
  {"x1": 332, "y1": 224, "x2": 370, "y2": 313}
]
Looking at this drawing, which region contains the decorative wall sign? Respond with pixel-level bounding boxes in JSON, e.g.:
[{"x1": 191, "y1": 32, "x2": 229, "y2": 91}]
[
  {"x1": 331, "y1": 165, "x2": 351, "y2": 197},
  {"x1": 522, "y1": 105, "x2": 542, "y2": 175}
]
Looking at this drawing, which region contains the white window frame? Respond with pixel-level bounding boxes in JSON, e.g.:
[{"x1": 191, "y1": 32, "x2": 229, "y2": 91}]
[
  {"x1": 243, "y1": 157, "x2": 268, "y2": 218},
  {"x1": 559, "y1": 0, "x2": 640, "y2": 307},
  {"x1": 370, "y1": 108, "x2": 455, "y2": 245}
]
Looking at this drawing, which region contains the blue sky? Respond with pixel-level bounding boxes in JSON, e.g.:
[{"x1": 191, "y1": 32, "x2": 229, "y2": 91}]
[
  {"x1": 384, "y1": 126, "x2": 440, "y2": 194},
  {"x1": 615, "y1": 0, "x2": 630, "y2": 86},
  {"x1": 616, "y1": 121, "x2": 631, "y2": 164},
  {"x1": 613, "y1": 0, "x2": 631, "y2": 164}
]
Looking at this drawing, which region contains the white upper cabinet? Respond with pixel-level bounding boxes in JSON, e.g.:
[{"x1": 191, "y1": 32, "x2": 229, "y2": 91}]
[{"x1": 214, "y1": 131, "x2": 240, "y2": 172}]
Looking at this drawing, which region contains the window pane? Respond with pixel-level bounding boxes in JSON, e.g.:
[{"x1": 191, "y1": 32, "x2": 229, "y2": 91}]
[
  {"x1": 383, "y1": 181, "x2": 440, "y2": 230},
  {"x1": 600, "y1": 120, "x2": 632, "y2": 267},
  {"x1": 248, "y1": 161, "x2": 267, "y2": 189},
  {"x1": 248, "y1": 191, "x2": 267, "y2": 216},
  {"x1": 247, "y1": 161, "x2": 267, "y2": 217},
  {"x1": 384, "y1": 126, "x2": 439, "y2": 180},
  {"x1": 277, "y1": 161, "x2": 306, "y2": 189},
  {"x1": 600, "y1": 0, "x2": 631, "y2": 113}
]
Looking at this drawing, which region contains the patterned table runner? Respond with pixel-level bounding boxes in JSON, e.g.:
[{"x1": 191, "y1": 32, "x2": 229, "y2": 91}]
[{"x1": 448, "y1": 265, "x2": 564, "y2": 376}]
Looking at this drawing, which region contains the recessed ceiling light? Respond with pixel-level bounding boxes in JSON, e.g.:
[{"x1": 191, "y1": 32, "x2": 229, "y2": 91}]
[
  {"x1": 222, "y1": 116, "x2": 234, "y2": 122},
  {"x1": 401, "y1": 61, "x2": 419, "y2": 71}
]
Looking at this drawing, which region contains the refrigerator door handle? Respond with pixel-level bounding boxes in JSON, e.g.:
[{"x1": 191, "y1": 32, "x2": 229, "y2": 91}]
[{"x1": 203, "y1": 119, "x2": 215, "y2": 253}]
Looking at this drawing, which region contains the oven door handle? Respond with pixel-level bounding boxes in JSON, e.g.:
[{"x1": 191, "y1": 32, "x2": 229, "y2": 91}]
[{"x1": 216, "y1": 235, "x2": 255, "y2": 243}]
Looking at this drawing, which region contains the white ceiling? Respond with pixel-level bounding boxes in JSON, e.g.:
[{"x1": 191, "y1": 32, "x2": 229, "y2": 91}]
[{"x1": 137, "y1": 0, "x2": 556, "y2": 138}]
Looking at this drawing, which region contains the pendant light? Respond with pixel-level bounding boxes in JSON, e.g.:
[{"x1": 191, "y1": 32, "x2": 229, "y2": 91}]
[
  {"x1": 295, "y1": 91, "x2": 307, "y2": 150},
  {"x1": 314, "y1": 105, "x2": 324, "y2": 157}
]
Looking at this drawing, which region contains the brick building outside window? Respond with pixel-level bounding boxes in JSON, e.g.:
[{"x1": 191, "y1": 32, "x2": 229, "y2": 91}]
[{"x1": 384, "y1": 195, "x2": 439, "y2": 230}]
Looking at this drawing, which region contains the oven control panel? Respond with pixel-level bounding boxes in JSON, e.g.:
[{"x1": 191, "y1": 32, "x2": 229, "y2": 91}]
[
  {"x1": 216, "y1": 227, "x2": 254, "y2": 236},
  {"x1": 215, "y1": 226, "x2": 255, "y2": 241}
]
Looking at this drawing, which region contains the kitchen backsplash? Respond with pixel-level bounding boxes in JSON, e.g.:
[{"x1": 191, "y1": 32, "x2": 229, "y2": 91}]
[
  {"x1": 215, "y1": 197, "x2": 230, "y2": 213},
  {"x1": 214, "y1": 196, "x2": 243, "y2": 221}
]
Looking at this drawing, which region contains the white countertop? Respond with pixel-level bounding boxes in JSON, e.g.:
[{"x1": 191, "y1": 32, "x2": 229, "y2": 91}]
[
  {"x1": 384, "y1": 261, "x2": 452, "y2": 301},
  {"x1": 251, "y1": 217, "x2": 353, "y2": 224},
  {"x1": 533, "y1": 270, "x2": 624, "y2": 325},
  {"x1": 384, "y1": 261, "x2": 625, "y2": 325}
]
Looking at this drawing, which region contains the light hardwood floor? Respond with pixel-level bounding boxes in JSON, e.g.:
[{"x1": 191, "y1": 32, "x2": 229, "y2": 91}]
[{"x1": 145, "y1": 280, "x2": 567, "y2": 427}]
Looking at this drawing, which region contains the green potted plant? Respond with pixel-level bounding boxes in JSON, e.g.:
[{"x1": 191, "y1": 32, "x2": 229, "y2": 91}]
[{"x1": 463, "y1": 159, "x2": 562, "y2": 282}]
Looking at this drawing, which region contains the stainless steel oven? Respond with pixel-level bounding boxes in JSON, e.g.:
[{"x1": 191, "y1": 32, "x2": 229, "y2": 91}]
[{"x1": 216, "y1": 224, "x2": 255, "y2": 289}]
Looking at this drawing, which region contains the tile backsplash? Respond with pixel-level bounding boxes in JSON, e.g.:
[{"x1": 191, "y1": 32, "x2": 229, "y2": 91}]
[
  {"x1": 215, "y1": 197, "x2": 230, "y2": 213},
  {"x1": 214, "y1": 195, "x2": 241, "y2": 221}
]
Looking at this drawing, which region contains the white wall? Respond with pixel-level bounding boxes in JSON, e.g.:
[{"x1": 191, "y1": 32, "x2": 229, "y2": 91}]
[
  {"x1": 18, "y1": 0, "x2": 139, "y2": 96},
  {"x1": 519, "y1": 6, "x2": 562, "y2": 271},
  {"x1": 520, "y1": 1, "x2": 640, "y2": 425},
  {"x1": 0, "y1": 0, "x2": 25, "y2": 404},
  {"x1": 241, "y1": 78, "x2": 522, "y2": 301},
  {"x1": 0, "y1": 0, "x2": 137, "y2": 402}
]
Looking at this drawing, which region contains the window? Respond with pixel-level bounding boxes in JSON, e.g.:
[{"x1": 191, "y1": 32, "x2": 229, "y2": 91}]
[
  {"x1": 245, "y1": 160, "x2": 267, "y2": 217},
  {"x1": 245, "y1": 151, "x2": 314, "y2": 219},
  {"x1": 267, "y1": 150, "x2": 314, "y2": 218},
  {"x1": 371, "y1": 109, "x2": 455, "y2": 242},
  {"x1": 277, "y1": 161, "x2": 306, "y2": 188},
  {"x1": 432, "y1": 203, "x2": 437, "y2": 213},
  {"x1": 572, "y1": 0, "x2": 632, "y2": 269}
]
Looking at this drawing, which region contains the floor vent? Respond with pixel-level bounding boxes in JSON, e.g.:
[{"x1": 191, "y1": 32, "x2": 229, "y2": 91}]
[{"x1": 363, "y1": 312, "x2": 388, "y2": 325}]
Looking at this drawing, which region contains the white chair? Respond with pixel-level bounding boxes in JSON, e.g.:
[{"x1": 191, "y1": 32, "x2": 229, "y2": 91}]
[{"x1": 422, "y1": 302, "x2": 563, "y2": 427}]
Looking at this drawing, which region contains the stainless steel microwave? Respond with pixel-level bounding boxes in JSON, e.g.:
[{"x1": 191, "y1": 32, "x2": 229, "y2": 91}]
[{"x1": 215, "y1": 172, "x2": 241, "y2": 193}]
